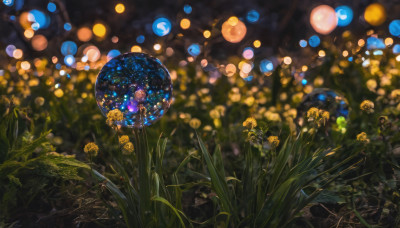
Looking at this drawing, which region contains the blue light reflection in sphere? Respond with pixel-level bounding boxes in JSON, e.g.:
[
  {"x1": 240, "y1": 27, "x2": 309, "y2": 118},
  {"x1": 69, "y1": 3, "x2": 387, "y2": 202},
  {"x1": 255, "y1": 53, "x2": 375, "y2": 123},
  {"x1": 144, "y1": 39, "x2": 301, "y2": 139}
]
[
  {"x1": 152, "y1": 17, "x2": 171, "y2": 37},
  {"x1": 95, "y1": 52, "x2": 172, "y2": 128},
  {"x1": 389, "y1": 20, "x2": 400, "y2": 37},
  {"x1": 335, "y1": 6, "x2": 353, "y2": 27}
]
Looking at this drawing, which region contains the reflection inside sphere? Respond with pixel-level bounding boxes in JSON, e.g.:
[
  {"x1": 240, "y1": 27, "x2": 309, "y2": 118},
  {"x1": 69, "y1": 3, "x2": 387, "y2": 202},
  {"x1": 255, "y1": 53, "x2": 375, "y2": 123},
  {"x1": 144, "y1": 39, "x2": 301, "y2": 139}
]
[
  {"x1": 95, "y1": 52, "x2": 173, "y2": 128},
  {"x1": 297, "y1": 88, "x2": 349, "y2": 126}
]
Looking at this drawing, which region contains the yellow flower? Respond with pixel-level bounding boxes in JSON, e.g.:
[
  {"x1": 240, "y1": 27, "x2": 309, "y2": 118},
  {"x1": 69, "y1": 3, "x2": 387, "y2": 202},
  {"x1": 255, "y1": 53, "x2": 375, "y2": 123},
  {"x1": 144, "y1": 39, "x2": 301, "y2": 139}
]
[
  {"x1": 189, "y1": 118, "x2": 201, "y2": 129},
  {"x1": 391, "y1": 89, "x2": 400, "y2": 102},
  {"x1": 267, "y1": 136, "x2": 280, "y2": 149},
  {"x1": 84, "y1": 142, "x2": 99, "y2": 157},
  {"x1": 360, "y1": 100, "x2": 374, "y2": 113},
  {"x1": 307, "y1": 107, "x2": 319, "y2": 121},
  {"x1": 243, "y1": 117, "x2": 257, "y2": 129},
  {"x1": 34, "y1": 97, "x2": 45, "y2": 106},
  {"x1": 122, "y1": 142, "x2": 134, "y2": 154},
  {"x1": 209, "y1": 109, "x2": 220, "y2": 119},
  {"x1": 356, "y1": 132, "x2": 370, "y2": 143},
  {"x1": 119, "y1": 135, "x2": 130, "y2": 145},
  {"x1": 320, "y1": 110, "x2": 330, "y2": 125},
  {"x1": 106, "y1": 109, "x2": 124, "y2": 126}
]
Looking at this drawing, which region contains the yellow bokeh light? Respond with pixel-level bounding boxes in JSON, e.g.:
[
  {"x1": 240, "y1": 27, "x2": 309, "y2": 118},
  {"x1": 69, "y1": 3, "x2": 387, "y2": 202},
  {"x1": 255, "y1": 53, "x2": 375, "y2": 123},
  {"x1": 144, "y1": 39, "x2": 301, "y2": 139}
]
[
  {"x1": 385, "y1": 37, "x2": 393, "y2": 46},
  {"x1": 21, "y1": 61, "x2": 31, "y2": 70},
  {"x1": 364, "y1": 3, "x2": 386, "y2": 26},
  {"x1": 302, "y1": 65, "x2": 308, "y2": 72},
  {"x1": 24, "y1": 29, "x2": 34, "y2": 39},
  {"x1": 115, "y1": 3, "x2": 125, "y2": 14},
  {"x1": 154, "y1": 43, "x2": 161, "y2": 51},
  {"x1": 221, "y1": 17, "x2": 247, "y2": 43},
  {"x1": 93, "y1": 23, "x2": 106, "y2": 38},
  {"x1": 54, "y1": 89, "x2": 64, "y2": 98},
  {"x1": 283, "y1": 56, "x2": 292, "y2": 65},
  {"x1": 253, "y1": 40, "x2": 261, "y2": 48},
  {"x1": 227, "y1": 16, "x2": 239, "y2": 26},
  {"x1": 203, "y1": 30, "x2": 211, "y2": 38},
  {"x1": 342, "y1": 50, "x2": 349, "y2": 57},
  {"x1": 131, "y1": 45, "x2": 142, "y2": 53},
  {"x1": 180, "y1": 18, "x2": 191, "y2": 29},
  {"x1": 358, "y1": 39, "x2": 365, "y2": 47},
  {"x1": 13, "y1": 49, "x2": 23, "y2": 59},
  {"x1": 318, "y1": 50, "x2": 326, "y2": 57}
]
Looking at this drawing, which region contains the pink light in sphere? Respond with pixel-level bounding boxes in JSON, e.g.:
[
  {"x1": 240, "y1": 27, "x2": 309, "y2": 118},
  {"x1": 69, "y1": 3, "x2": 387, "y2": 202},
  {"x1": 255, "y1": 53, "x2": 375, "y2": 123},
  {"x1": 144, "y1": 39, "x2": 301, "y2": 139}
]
[{"x1": 310, "y1": 5, "x2": 338, "y2": 35}]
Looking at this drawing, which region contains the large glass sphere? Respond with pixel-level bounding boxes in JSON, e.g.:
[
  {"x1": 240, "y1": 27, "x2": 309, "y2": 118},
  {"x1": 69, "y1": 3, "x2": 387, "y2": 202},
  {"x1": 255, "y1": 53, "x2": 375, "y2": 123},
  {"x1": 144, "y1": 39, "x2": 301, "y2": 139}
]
[
  {"x1": 297, "y1": 88, "x2": 349, "y2": 126},
  {"x1": 95, "y1": 52, "x2": 172, "y2": 128}
]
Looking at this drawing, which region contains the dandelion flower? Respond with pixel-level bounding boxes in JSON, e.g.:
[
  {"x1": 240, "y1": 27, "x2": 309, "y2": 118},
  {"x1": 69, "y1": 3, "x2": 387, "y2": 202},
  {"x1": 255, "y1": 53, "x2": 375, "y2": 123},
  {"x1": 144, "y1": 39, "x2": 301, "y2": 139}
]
[
  {"x1": 189, "y1": 118, "x2": 201, "y2": 129},
  {"x1": 243, "y1": 117, "x2": 257, "y2": 129},
  {"x1": 320, "y1": 110, "x2": 330, "y2": 125},
  {"x1": 106, "y1": 109, "x2": 124, "y2": 126},
  {"x1": 122, "y1": 142, "x2": 134, "y2": 154},
  {"x1": 356, "y1": 132, "x2": 370, "y2": 143},
  {"x1": 360, "y1": 100, "x2": 374, "y2": 114},
  {"x1": 119, "y1": 135, "x2": 130, "y2": 145},
  {"x1": 267, "y1": 136, "x2": 280, "y2": 149},
  {"x1": 84, "y1": 142, "x2": 99, "y2": 157},
  {"x1": 307, "y1": 107, "x2": 319, "y2": 121}
]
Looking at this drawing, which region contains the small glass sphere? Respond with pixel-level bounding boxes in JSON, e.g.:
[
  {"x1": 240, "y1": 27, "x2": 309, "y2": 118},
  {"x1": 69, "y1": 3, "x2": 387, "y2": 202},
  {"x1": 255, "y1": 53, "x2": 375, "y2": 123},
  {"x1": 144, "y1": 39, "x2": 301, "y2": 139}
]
[
  {"x1": 297, "y1": 88, "x2": 349, "y2": 126},
  {"x1": 95, "y1": 52, "x2": 172, "y2": 128}
]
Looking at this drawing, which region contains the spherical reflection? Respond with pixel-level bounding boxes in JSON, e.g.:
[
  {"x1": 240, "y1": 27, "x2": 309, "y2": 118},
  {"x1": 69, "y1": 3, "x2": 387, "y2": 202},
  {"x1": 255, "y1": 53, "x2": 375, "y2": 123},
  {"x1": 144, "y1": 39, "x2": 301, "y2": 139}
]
[
  {"x1": 310, "y1": 5, "x2": 337, "y2": 35},
  {"x1": 221, "y1": 16, "x2": 247, "y2": 43},
  {"x1": 77, "y1": 27, "x2": 92, "y2": 42},
  {"x1": 364, "y1": 3, "x2": 386, "y2": 26},
  {"x1": 83, "y1": 45, "x2": 101, "y2": 62},
  {"x1": 297, "y1": 88, "x2": 349, "y2": 126},
  {"x1": 95, "y1": 52, "x2": 172, "y2": 128},
  {"x1": 31, "y1": 35, "x2": 48, "y2": 51}
]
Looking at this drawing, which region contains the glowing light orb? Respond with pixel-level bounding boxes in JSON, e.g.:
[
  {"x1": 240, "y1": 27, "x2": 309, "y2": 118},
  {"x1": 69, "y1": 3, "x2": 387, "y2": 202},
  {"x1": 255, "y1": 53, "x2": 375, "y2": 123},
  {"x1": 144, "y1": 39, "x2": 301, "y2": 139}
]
[
  {"x1": 47, "y1": 2, "x2": 56, "y2": 12},
  {"x1": 366, "y1": 37, "x2": 385, "y2": 49},
  {"x1": 115, "y1": 3, "x2": 125, "y2": 14},
  {"x1": 187, "y1": 43, "x2": 201, "y2": 56},
  {"x1": 152, "y1": 17, "x2": 171, "y2": 37},
  {"x1": 221, "y1": 16, "x2": 247, "y2": 43},
  {"x1": 203, "y1": 30, "x2": 211, "y2": 38},
  {"x1": 335, "y1": 6, "x2": 353, "y2": 27},
  {"x1": 260, "y1": 59, "x2": 273, "y2": 73},
  {"x1": 107, "y1": 49, "x2": 121, "y2": 61},
  {"x1": 77, "y1": 27, "x2": 93, "y2": 42},
  {"x1": 393, "y1": 44, "x2": 400, "y2": 54},
  {"x1": 299, "y1": 39, "x2": 307, "y2": 47},
  {"x1": 180, "y1": 18, "x2": 191, "y2": 29},
  {"x1": 308, "y1": 35, "x2": 320, "y2": 47},
  {"x1": 64, "y1": 23, "x2": 72, "y2": 31},
  {"x1": 389, "y1": 20, "x2": 400, "y2": 37},
  {"x1": 31, "y1": 35, "x2": 48, "y2": 51},
  {"x1": 95, "y1": 52, "x2": 172, "y2": 128},
  {"x1": 136, "y1": 35, "x2": 145, "y2": 43},
  {"x1": 364, "y1": 3, "x2": 386, "y2": 26},
  {"x1": 61, "y1": 41, "x2": 77, "y2": 56},
  {"x1": 242, "y1": 47, "x2": 254, "y2": 60},
  {"x1": 6, "y1": 45, "x2": 16, "y2": 57},
  {"x1": 246, "y1": 10, "x2": 259, "y2": 23},
  {"x1": 253, "y1": 40, "x2": 261, "y2": 48},
  {"x1": 28, "y1": 9, "x2": 50, "y2": 30},
  {"x1": 183, "y1": 4, "x2": 192, "y2": 14},
  {"x1": 64, "y1": 55, "x2": 75, "y2": 66},
  {"x1": 13, "y1": 49, "x2": 23, "y2": 59},
  {"x1": 131, "y1": 45, "x2": 142, "y2": 53},
  {"x1": 93, "y1": 23, "x2": 106, "y2": 38},
  {"x1": 83, "y1": 45, "x2": 100, "y2": 62},
  {"x1": 310, "y1": 5, "x2": 337, "y2": 35},
  {"x1": 3, "y1": 0, "x2": 13, "y2": 6}
]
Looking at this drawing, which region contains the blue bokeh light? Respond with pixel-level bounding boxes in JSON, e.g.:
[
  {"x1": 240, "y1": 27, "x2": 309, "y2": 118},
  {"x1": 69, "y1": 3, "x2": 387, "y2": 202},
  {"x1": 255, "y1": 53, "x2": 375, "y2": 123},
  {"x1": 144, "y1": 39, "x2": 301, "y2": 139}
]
[
  {"x1": 107, "y1": 49, "x2": 121, "y2": 60},
  {"x1": 301, "y1": 79, "x2": 307, "y2": 85},
  {"x1": 136, "y1": 35, "x2": 145, "y2": 43},
  {"x1": 152, "y1": 17, "x2": 171, "y2": 37},
  {"x1": 309, "y1": 35, "x2": 320, "y2": 47},
  {"x1": 246, "y1": 10, "x2": 260, "y2": 23},
  {"x1": 260, "y1": 59, "x2": 274, "y2": 73},
  {"x1": 389, "y1": 20, "x2": 400, "y2": 37},
  {"x1": 28, "y1": 10, "x2": 50, "y2": 30},
  {"x1": 3, "y1": 0, "x2": 14, "y2": 6},
  {"x1": 393, "y1": 44, "x2": 400, "y2": 54},
  {"x1": 61, "y1": 41, "x2": 77, "y2": 56},
  {"x1": 183, "y1": 4, "x2": 192, "y2": 14},
  {"x1": 64, "y1": 23, "x2": 72, "y2": 31},
  {"x1": 299, "y1": 39, "x2": 307, "y2": 47},
  {"x1": 47, "y1": 2, "x2": 56, "y2": 12},
  {"x1": 64, "y1": 55, "x2": 75, "y2": 66},
  {"x1": 187, "y1": 43, "x2": 201, "y2": 56},
  {"x1": 366, "y1": 37, "x2": 385, "y2": 49},
  {"x1": 335, "y1": 6, "x2": 353, "y2": 27}
]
